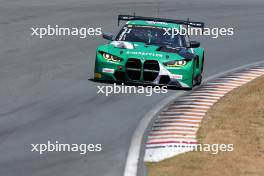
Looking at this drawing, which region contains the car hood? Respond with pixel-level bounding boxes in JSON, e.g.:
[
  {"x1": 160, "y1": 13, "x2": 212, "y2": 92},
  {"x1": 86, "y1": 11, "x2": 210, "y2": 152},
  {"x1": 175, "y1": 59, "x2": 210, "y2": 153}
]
[{"x1": 97, "y1": 41, "x2": 194, "y2": 61}]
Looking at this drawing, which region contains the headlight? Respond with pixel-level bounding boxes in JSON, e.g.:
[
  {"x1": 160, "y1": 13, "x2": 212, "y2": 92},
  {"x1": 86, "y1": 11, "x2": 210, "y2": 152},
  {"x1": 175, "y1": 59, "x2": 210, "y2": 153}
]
[
  {"x1": 102, "y1": 52, "x2": 122, "y2": 62},
  {"x1": 163, "y1": 60, "x2": 188, "y2": 67}
]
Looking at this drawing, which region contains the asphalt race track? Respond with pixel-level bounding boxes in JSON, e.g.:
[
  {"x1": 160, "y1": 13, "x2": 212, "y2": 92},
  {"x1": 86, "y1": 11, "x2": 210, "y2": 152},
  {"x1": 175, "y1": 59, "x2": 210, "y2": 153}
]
[{"x1": 1, "y1": 0, "x2": 264, "y2": 176}]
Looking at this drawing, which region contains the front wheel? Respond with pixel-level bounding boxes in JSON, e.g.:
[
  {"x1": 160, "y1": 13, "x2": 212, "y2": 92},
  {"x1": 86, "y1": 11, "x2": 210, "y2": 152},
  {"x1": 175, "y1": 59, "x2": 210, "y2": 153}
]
[{"x1": 196, "y1": 74, "x2": 202, "y2": 85}]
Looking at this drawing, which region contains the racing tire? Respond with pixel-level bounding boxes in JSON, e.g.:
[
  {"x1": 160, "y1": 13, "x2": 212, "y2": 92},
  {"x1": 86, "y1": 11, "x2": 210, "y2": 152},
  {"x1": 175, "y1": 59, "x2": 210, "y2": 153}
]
[{"x1": 196, "y1": 74, "x2": 202, "y2": 86}]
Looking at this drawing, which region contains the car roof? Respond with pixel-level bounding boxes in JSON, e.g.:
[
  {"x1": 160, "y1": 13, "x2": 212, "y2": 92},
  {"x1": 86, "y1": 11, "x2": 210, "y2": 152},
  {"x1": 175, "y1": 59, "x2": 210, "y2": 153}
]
[{"x1": 126, "y1": 20, "x2": 181, "y2": 28}]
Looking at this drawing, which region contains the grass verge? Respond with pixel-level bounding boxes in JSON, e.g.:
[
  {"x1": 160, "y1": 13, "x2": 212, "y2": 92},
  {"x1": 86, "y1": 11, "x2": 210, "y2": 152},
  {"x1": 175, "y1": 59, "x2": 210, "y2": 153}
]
[{"x1": 146, "y1": 76, "x2": 264, "y2": 176}]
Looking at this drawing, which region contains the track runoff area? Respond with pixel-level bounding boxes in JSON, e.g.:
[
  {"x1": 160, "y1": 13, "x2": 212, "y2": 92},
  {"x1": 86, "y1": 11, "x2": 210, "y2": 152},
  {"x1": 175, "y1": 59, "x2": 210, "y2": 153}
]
[{"x1": 144, "y1": 63, "x2": 264, "y2": 162}]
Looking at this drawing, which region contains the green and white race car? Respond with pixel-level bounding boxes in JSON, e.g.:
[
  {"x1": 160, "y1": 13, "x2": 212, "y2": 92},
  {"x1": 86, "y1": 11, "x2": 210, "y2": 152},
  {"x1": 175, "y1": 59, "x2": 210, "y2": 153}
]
[{"x1": 94, "y1": 15, "x2": 205, "y2": 89}]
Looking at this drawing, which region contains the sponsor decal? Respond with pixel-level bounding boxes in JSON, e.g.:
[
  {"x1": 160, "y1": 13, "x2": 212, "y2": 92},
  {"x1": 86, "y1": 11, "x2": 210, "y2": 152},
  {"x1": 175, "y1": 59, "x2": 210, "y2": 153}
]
[
  {"x1": 147, "y1": 21, "x2": 168, "y2": 25},
  {"x1": 102, "y1": 68, "x2": 115, "y2": 73},
  {"x1": 171, "y1": 74, "x2": 183, "y2": 80},
  {"x1": 126, "y1": 51, "x2": 163, "y2": 57}
]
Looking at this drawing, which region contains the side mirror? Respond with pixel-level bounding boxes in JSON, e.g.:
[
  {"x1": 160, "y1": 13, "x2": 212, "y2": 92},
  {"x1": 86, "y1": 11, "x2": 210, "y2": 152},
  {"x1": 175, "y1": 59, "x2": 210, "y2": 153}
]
[
  {"x1": 189, "y1": 41, "x2": 200, "y2": 48},
  {"x1": 102, "y1": 32, "x2": 114, "y2": 41}
]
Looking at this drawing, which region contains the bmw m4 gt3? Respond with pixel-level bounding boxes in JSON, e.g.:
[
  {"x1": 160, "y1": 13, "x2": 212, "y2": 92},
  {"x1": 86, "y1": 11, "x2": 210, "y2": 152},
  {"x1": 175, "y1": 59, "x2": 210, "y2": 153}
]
[{"x1": 94, "y1": 15, "x2": 205, "y2": 89}]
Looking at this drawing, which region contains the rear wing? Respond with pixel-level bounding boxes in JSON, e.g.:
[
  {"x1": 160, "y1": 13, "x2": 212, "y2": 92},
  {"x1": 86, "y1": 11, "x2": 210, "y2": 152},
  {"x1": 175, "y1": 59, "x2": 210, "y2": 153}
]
[{"x1": 118, "y1": 14, "x2": 205, "y2": 28}]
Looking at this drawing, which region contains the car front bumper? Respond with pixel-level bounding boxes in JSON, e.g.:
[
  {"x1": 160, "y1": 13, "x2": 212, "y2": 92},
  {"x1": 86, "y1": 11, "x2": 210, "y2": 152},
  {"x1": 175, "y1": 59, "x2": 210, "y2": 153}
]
[{"x1": 94, "y1": 58, "x2": 193, "y2": 88}]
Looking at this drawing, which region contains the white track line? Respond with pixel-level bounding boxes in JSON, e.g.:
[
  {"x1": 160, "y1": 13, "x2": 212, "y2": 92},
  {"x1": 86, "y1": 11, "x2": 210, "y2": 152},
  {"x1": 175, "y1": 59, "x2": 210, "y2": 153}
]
[
  {"x1": 177, "y1": 98, "x2": 218, "y2": 102},
  {"x1": 148, "y1": 135, "x2": 196, "y2": 139},
  {"x1": 153, "y1": 122, "x2": 200, "y2": 127},
  {"x1": 192, "y1": 90, "x2": 228, "y2": 94},
  {"x1": 159, "y1": 112, "x2": 206, "y2": 116},
  {"x1": 232, "y1": 72, "x2": 262, "y2": 77},
  {"x1": 198, "y1": 87, "x2": 233, "y2": 91},
  {"x1": 160, "y1": 112, "x2": 206, "y2": 116},
  {"x1": 190, "y1": 93, "x2": 224, "y2": 97},
  {"x1": 218, "y1": 77, "x2": 253, "y2": 82},
  {"x1": 152, "y1": 126, "x2": 199, "y2": 131},
  {"x1": 165, "y1": 108, "x2": 208, "y2": 112},
  {"x1": 206, "y1": 82, "x2": 241, "y2": 87},
  {"x1": 147, "y1": 138, "x2": 197, "y2": 144},
  {"x1": 182, "y1": 95, "x2": 221, "y2": 100},
  {"x1": 169, "y1": 105, "x2": 211, "y2": 109},
  {"x1": 226, "y1": 75, "x2": 256, "y2": 79},
  {"x1": 156, "y1": 119, "x2": 201, "y2": 123},
  {"x1": 150, "y1": 130, "x2": 197, "y2": 135},
  {"x1": 171, "y1": 102, "x2": 215, "y2": 106},
  {"x1": 159, "y1": 116, "x2": 204, "y2": 120}
]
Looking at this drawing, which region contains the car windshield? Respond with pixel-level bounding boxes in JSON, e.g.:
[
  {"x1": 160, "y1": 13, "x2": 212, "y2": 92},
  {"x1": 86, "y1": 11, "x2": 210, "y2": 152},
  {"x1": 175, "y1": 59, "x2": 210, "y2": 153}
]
[{"x1": 115, "y1": 25, "x2": 185, "y2": 48}]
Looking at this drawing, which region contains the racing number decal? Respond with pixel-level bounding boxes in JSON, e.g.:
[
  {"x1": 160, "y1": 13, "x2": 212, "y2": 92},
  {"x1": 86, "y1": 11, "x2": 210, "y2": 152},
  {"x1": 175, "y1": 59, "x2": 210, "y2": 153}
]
[{"x1": 118, "y1": 27, "x2": 132, "y2": 41}]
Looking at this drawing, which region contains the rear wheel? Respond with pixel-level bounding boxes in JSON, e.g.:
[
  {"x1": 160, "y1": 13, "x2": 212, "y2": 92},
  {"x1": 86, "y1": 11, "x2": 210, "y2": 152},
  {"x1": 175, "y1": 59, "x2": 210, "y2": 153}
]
[
  {"x1": 201, "y1": 56, "x2": 205, "y2": 73},
  {"x1": 187, "y1": 65, "x2": 195, "y2": 90},
  {"x1": 196, "y1": 53, "x2": 204, "y2": 86}
]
